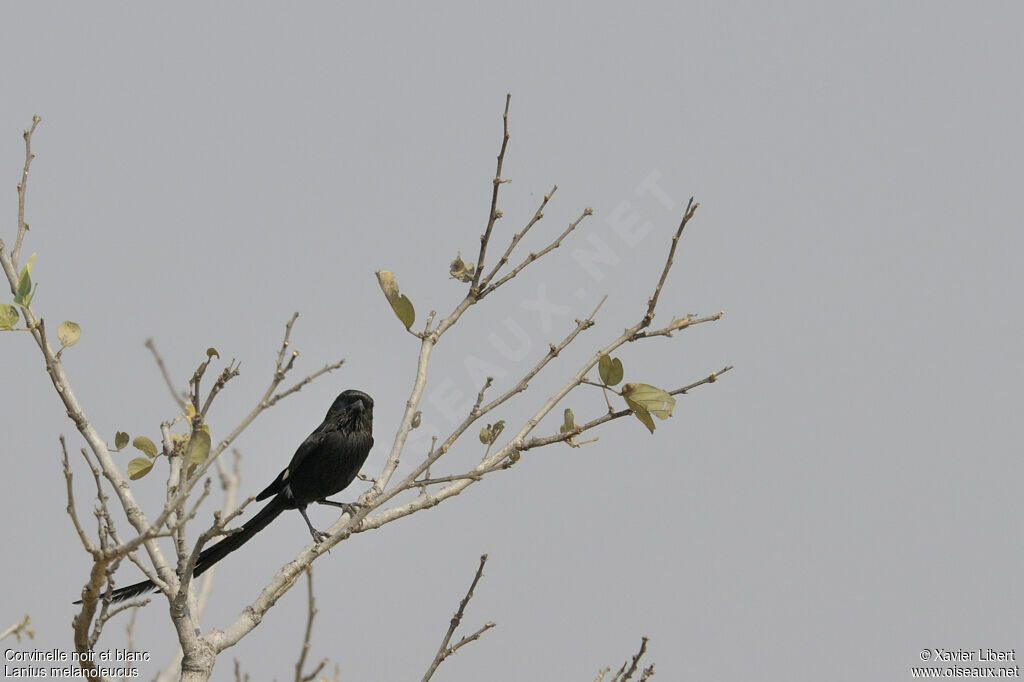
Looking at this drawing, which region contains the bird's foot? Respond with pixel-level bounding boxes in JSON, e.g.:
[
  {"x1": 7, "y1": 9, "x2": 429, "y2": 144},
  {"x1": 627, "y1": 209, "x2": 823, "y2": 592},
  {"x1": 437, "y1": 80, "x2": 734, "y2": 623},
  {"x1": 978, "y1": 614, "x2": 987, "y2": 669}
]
[
  {"x1": 318, "y1": 498, "x2": 365, "y2": 517},
  {"x1": 310, "y1": 528, "x2": 331, "y2": 544}
]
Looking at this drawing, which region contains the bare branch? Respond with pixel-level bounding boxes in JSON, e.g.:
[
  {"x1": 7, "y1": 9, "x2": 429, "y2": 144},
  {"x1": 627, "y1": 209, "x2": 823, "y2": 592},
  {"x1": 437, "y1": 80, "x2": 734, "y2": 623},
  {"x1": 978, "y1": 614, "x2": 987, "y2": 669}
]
[
  {"x1": 630, "y1": 311, "x2": 723, "y2": 341},
  {"x1": 145, "y1": 338, "x2": 187, "y2": 409},
  {"x1": 61, "y1": 436, "x2": 96, "y2": 554},
  {"x1": 421, "y1": 554, "x2": 495, "y2": 682},
  {"x1": 642, "y1": 198, "x2": 698, "y2": 329},
  {"x1": 610, "y1": 636, "x2": 652, "y2": 682},
  {"x1": 481, "y1": 206, "x2": 593, "y2": 297},
  {"x1": 480, "y1": 184, "x2": 557, "y2": 287},
  {"x1": 12, "y1": 115, "x2": 41, "y2": 268},
  {"x1": 294, "y1": 566, "x2": 328, "y2": 682},
  {"x1": 0, "y1": 614, "x2": 33, "y2": 643},
  {"x1": 470, "y1": 93, "x2": 512, "y2": 293}
]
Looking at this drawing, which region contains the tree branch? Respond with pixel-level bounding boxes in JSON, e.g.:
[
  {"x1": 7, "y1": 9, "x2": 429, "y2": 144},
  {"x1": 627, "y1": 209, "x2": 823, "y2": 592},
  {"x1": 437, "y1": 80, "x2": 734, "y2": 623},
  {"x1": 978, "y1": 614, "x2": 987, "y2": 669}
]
[
  {"x1": 13, "y1": 115, "x2": 41, "y2": 268},
  {"x1": 421, "y1": 554, "x2": 495, "y2": 682},
  {"x1": 470, "y1": 93, "x2": 512, "y2": 293}
]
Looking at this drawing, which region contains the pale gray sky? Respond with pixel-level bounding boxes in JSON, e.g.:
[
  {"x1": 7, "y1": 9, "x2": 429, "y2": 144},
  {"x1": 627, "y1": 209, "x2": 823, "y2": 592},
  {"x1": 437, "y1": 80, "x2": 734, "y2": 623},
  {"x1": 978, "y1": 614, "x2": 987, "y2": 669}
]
[{"x1": 2, "y1": 3, "x2": 1022, "y2": 681}]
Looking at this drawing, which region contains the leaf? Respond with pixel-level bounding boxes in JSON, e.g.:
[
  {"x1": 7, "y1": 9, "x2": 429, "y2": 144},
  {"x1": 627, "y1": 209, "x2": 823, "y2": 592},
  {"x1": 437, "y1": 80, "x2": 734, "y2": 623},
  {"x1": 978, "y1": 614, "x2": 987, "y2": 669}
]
[
  {"x1": 186, "y1": 429, "x2": 211, "y2": 468},
  {"x1": 559, "y1": 408, "x2": 577, "y2": 433},
  {"x1": 127, "y1": 457, "x2": 154, "y2": 480},
  {"x1": 622, "y1": 382, "x2": 676, "y2": 434},
  {"x1": 132, "y1": 436, "x2": 158, "y2": 459},
  {"x1": 449, "y1": 252, "x2": 476, "y2": 283},
  {"x1": 206, "y1": 347, "x2": 219, "y2": 358},
  {"x1": 14, "y1": 253, "x2": 36, "y2": 306},
  {"x1": 598, "y1": 354, "x2": 624, "y2": 386},
  {"x1": 57, "y1": 321, "x2": 81, "y2": 348},
  {"x1": 114, "y1": 431, "x2": 129, "y2": 450},
  {"x1": 0, "y1": 304, "x2": 18, "y2": 329},
  {"x1": 376, "y1": 270, "x2": 416, "y2": 330},
  {"x1": 411, "y1": 411, "x2": 422, "y2": 428},
  {"x1": 479, "y1": 427, "x2": 492, "y2": 444}
]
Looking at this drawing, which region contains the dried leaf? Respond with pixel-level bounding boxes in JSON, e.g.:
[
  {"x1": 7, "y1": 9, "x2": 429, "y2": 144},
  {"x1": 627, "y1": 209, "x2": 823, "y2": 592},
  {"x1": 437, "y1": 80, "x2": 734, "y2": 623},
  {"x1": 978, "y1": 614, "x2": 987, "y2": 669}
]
[
  {"x1": 622, "y1": 382, "x2": 676, "y2": 434},
  {"x1": 376, "y1": 270, "x2": 416, "y2": 330},
  {"x1": 57, "y1": 321, "x2": 81, "y2": 347}
]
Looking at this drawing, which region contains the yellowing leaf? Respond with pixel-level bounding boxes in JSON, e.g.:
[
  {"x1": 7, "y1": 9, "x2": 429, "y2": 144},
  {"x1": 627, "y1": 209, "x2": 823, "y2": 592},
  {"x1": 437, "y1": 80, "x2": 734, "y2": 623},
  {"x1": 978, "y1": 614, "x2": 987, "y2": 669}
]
[
  {"x1": 0, "y1": 304, "x2": 19, "y2": 329},
  {"x1": 622, "y1": 383, "x2": 676, "y2": 434},
  {"x1": 187, "y1": 429, "x2": 211, "y2": 467},
  {"x1": 127, "y1": 457, "x2": 154, "y2": 480},
  {"x1": 58, "y1": 321, "x2": 81, "y2": 347},
  {"x1": 206, "y1": 347, "x2": 219, "y2": 358},
  {"x1": 560, "y1": 408, "x2": 576, "y2": 433},
  {"x1": 598, "y1": 354, "x2": 624, "y2": 386},
  {"x1": 376, "y1": 270, "x2": 416, "y2": 330},
  {"x1": 132, "y1": 436, "x2": 158, "y2": 458}
]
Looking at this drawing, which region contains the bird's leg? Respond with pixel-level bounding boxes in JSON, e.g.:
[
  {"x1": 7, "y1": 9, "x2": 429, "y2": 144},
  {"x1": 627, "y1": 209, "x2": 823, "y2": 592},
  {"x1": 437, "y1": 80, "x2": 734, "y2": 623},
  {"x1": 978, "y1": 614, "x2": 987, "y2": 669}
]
[
  {"x1": 318, "y1": 498, "x2": 364, "y2": 516},
  {"x1": 298, "y1": 507, "x2": 330, "y2": 544}
]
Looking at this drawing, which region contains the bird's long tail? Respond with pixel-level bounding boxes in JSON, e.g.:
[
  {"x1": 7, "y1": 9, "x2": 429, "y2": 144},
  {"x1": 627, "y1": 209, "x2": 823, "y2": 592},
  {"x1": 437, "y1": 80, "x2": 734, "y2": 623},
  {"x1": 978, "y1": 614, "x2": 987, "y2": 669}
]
[{"x1": 77, "y1": 495, "x2": 287, "y2": 604}]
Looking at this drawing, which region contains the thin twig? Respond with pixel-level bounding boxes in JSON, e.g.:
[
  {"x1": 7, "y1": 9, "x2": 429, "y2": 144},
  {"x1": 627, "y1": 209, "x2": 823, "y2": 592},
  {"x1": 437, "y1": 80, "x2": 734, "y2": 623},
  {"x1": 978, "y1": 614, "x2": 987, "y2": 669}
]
[
  {"x1": 145, "y1": 338, "x2": 187, "y2": 409},
  {"x1": 0, "y1": 615, "x2": 33, "y2": 643},
  {"x1": 61, "y1": 436, "x2": 96, "y2": 553},
  {"x1": 612, "y1": 637, "x2": 651, "y2": 682},
  {"x1": 421, "y1": 554, "x2": 495, "y2": 682},
  {"x1": 470, "y1": 94, "x2": 512, "y2": 294},
  {"x1": 480, "y1": 184, "x2": 557, "y2": 287},
  {"x1": 523, "y1": 366, "x2": 734, "y2": 451},
  {"x1": 481, "y1": 206, "x2": 593, "y2": 297},
  {"x1": 13, "y1": 115, "x2": 41, "y2": 268},
  {"x1": 294, "y1": 566, "x2": 328, "y2": 682},
  {"x1": 642, "y1": 198, "x2": 698, "y2": 328}
]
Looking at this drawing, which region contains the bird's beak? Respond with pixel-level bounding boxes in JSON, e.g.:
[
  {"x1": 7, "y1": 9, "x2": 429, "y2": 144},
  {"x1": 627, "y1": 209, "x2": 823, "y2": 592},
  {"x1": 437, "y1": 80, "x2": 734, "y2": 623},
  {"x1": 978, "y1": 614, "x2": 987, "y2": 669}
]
[{"x1": 351, "y1": 399, "x2": 365, "y2": 412}]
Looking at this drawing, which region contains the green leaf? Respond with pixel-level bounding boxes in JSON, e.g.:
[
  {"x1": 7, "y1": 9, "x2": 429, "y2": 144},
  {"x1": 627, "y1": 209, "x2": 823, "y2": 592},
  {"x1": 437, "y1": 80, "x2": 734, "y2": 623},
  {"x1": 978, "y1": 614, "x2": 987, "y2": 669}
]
[
  {"x1": 127, "y1": 457, "x2": 154, "y2": 480},
  {"x1": 411, "y1": 411, "x2": 422, "y2": 429},
  {"x1": 479, "y1": 426, "x2": 492, "y2": 444},
  {"x1": 622, "y1": 382, "x2": 676, "y2": 434},
  {"x1": 186, "y1": 429, "x2": 211, "y2": 467},
  {"x1": 114, "y1": 431, "x2": 130, "y2": 450},
  {"x1": 132, "y1": 436, "x2": 158, "y2": 458},
  {"x1": 58, "y1": 320, "x2": 81, "y2": 347},
  {"x1": 206, "y1": 347, "x2": 219, "y2": 358},
  {"x1": 598, "y1": 354, "x2": 624, "y2": 386},
  {"x1": 0, "y1": 304, "x2": 18, "y2": 329},
  {"x1": 376, "y1": 270, "x2": 416, "y2": 330},
  {"x1": 14, "y1": 253, "x2": 36, "y2": 306}
]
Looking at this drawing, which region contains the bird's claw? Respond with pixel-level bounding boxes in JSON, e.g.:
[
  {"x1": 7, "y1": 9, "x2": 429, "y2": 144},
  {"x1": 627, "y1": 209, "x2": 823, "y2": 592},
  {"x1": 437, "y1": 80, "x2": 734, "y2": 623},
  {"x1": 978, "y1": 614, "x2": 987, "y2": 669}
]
[{"x1": 340, "y1": 502, "x2": 363, "y2": 517}]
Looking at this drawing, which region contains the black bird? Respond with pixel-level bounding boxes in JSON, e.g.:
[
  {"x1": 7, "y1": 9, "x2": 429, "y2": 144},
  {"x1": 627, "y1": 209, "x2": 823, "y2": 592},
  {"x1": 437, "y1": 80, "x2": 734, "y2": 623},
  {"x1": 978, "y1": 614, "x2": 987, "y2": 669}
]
[{"x1": 85, "y1": 389, "x2": 374, "y2": 604}]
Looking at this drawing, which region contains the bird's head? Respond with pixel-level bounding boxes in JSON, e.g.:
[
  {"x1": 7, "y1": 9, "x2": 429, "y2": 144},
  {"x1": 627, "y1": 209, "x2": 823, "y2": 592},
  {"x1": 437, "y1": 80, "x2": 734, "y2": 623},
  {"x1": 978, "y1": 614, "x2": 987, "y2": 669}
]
[{"x1": 327, "y1": 389, "x2": 374, "y2": 428}]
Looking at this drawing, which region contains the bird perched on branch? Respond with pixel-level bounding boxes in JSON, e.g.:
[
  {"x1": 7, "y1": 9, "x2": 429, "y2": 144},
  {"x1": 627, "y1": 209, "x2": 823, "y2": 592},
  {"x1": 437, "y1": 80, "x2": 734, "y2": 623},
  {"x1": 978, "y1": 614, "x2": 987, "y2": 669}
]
[{"x1": 81, "y1": 389, "x2": 374, "y2": 604}]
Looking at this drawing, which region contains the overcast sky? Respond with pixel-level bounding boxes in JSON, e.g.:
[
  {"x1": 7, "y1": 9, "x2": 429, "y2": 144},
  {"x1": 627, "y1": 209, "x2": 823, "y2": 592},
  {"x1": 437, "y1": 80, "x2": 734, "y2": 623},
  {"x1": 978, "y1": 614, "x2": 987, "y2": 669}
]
[{"x1": 2, "y1": 3, "x2": 1022, "y2": 681}]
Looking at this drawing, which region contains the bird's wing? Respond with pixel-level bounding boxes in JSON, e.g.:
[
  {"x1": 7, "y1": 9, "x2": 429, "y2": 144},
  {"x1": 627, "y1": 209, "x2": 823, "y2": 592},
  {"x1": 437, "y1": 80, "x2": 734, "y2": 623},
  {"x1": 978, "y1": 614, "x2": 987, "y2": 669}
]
[{"x1": 255, "y1": 430, "x2": 327, "y2": 501}]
